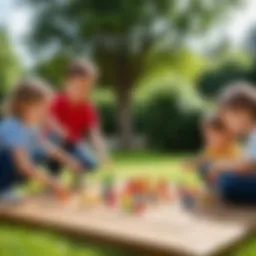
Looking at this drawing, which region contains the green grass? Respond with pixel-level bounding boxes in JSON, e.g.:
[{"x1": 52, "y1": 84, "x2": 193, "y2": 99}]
[
  {"x1": 0, "y1": 150, "x2": 254, "y2": 256},
  {"x1": 0, "y1": 222, "x2": 129, "y2": 256}
]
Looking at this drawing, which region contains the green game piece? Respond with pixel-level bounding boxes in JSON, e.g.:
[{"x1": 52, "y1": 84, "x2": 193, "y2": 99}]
[{"x1": 102, "y1": 174, "x2": 114, "y2": 187}]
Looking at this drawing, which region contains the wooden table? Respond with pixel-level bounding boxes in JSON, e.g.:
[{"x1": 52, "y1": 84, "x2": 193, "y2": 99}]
[{"x1": 1, "y1": 194, "x2": 256, "y2": 256}]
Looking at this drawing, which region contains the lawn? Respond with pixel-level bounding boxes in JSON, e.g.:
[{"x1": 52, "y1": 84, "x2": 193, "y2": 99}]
[{"x1": 0, "y1": 150, "x2": 255, "y2": 256}]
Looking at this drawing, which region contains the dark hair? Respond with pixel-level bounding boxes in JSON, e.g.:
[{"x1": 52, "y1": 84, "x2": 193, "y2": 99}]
[
  {"x1": 67, "y1": 58, "x2": 97, "y2": 79},
  {"x1": 8, "y1": 77, "x2": 52, "y2": 118},
  {"x1": 219, "y1": 82, "x2": 256, "y2": 118},
  {"x1": 202, "y1": 112, "x2": 226, "y2": 132}
]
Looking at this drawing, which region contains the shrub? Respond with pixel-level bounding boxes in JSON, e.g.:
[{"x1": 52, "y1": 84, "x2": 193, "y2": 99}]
[
  {"x1": 143, "y1": 84, "x2": 203, "y2": 152},
  {"x1": 96, "y1": 98, "x2": 117, "y2": 136},
  {"x1": 95, "y1": 82, "x2": 204, "y2": 152}
]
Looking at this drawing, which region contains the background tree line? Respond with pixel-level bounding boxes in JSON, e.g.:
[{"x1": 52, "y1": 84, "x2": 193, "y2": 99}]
[{"x1": 4, "y1": 0, "x2": 256, "y2": 152}]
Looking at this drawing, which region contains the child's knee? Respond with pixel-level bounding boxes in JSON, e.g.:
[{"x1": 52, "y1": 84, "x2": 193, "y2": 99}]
[
  {"x1": 198, "y1": 161, "x2": 212, "y2": 180},
  {"x1": 83, "y1": 157, "x2": 98, "y2": 171},
  {"x1": 216, "y1": 172, "x2": 238, "y2": 200},
  {"x1": 73, "y1": 144, "x2": 98, "y2": 171}
]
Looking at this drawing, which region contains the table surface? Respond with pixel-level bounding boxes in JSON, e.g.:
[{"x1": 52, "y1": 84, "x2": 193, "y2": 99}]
[{"x1": 0, "y1": 193, "x2": 256, "y2": 256}]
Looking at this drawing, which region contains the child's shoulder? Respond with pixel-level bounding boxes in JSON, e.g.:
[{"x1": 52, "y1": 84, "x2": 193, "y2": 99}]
[
  {"x1": 0, "y1": 117, "x2": 30, "y2": 136},
  {"x1": 0, "y1": 117, "x2": 22, "y2": 130},
  {"x1": 0, "y1": 117, "x2": 30, "y2": 143}
]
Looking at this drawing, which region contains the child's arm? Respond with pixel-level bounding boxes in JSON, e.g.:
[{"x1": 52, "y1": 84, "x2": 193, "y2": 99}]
[
  {"x1": 90, "y1": 127, "x2": 111, "y2": 165},
  {"x1": 46, "y1": 94, "x2": 67, "y2": 139},
  {"x1": 210, "y1": 157, "x2": 255, "y2": 175},
  {"x1": 13, "y1": 148, "x2": 68, "y2": 196},
  {"x1": 182, "y1": 154, "x2": 206, "y2": 170},
  {"x1": 46, "y1": 116, "x2": 67, "y2": 139},
  {"x1": 41, "y1": 140, "x2": 82, "y2": 173}
]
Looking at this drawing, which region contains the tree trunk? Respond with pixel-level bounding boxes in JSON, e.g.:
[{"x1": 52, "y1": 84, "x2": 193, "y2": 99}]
[
  {"x1": 113, "y1": 51, "x2": 138, "y2": 149},
  {"x1": 115, "y1": 86, "x2": 134, "y2": 149}
]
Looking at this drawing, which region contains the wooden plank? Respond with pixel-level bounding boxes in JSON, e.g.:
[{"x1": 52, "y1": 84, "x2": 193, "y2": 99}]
[{"x1": 0, "y1": 196, "x2": 255, "y2": 256}]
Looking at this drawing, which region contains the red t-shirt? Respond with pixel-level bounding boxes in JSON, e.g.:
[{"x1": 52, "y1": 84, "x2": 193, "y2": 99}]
[{"x1": 51, "y1": 93, "x2": 98, "y2": 143}]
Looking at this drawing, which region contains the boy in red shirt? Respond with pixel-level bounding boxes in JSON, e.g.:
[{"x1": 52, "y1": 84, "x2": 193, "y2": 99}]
[{"x1": 48, "y1": 59, "x2": 110, "y2": 175}]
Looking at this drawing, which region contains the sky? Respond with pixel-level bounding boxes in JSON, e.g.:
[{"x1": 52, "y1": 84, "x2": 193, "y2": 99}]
[{"x1": 1, "y1": 0, "x2": 256, "y2": 66}]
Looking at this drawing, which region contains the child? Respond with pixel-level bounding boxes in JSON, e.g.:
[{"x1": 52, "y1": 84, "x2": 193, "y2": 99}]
[
  {"x1": 203, "y1": 83, "x2": 256, "y2": 204},
  {"x1": 48, "y1": 58, "x2": 110, "y2": 175},
  {"x1": 0, "y1": 78, "x2": 82, "y2": 199},
  {"x1": 181, "y1": 113, "x2": 239, "y2": 207},
  {"x1": 184, "y1": 113, "x2": 239, "y2": 173}
]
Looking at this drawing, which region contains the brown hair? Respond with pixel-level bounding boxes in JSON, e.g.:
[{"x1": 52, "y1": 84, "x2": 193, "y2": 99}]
[
  {"x1": 219, "y1": 82, "x2": 256, "y2": 118},
  {"x1": 202, "y1": 112, "x2": 226, "y2": 132},
  {"x1": 7, "y1": 77, "x2": 52, "y2": 118},
  {"x1": 67, "y1": 58, "x2": 97, "y2": 79}
]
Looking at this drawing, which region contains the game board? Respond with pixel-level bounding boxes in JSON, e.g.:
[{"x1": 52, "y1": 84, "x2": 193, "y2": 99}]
[{"x1": 0, "y1": 183, "x2": 256, "y2": 256}]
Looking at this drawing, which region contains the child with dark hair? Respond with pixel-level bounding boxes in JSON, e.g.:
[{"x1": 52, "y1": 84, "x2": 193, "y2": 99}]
[
  {"x1": 201, "y1": 113, "x2": 239, "y2": 160},
  {"x1": 0, "y1": 78, "x2": 81, "y2": 199},
  {"x1": 180, "y1": 112, "x2": 240, "y2": 208},
  {"x1": 184, "y1": 113, "x2": 239, "y2": 170},
  {"x1": 48, "y1": 58, "x2": 110, "y2": 176},
  {"x1": 202, "y1": 82, "x2": 256, "y2": 204}
]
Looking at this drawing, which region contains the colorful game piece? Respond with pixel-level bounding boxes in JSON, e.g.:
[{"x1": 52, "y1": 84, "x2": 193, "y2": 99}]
[
  {"x1": 55, "y1": 189, "x2": 71, "y2": 203},
  {"x1": 102, "y1": 174, "x2": 117, "y2": 207},
  {"x1": 178, "y1": 186, "x2": 198, "y2": 210},
  {"x1": 80, "y1": 188, "x2": 101, "y2": 207},
  {"x1": 157, "y1": 179, "x2": 172, "y2": 201},
  {"x1": 106, "y1": 188, "x2": 117, "y2": 207},
  {"x1": 120, "y1": 191, "x2": 133, "y2": 213}
]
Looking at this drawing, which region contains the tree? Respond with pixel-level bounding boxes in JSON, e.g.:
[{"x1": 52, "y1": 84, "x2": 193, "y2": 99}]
[
  {"x1": 34, "y1": 52, "x2": 70, "y2": 88},
  {"x1": 22, "y1": 0, "x2": 241, "y2": 147},
  {"x1": 0, "y1": 28, "x2": 21, "y2": 101},
  {"x1": 197, "y1": 61, "x2": 249, "y2": 98},
  {"x1": 244, "y1": 26, "x2": 256, "y2": 57}
]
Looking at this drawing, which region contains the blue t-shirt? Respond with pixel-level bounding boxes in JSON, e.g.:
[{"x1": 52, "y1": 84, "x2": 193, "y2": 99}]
[
  {"x1": 0, "y1": 117, "x2": 46, "y2": 160},
  {"x1": 245, "y1": 129, "x2": 256, "y2": 161}
]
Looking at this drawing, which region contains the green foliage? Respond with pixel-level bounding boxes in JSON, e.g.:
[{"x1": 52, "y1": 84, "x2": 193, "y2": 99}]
[
  {"x1": 0, "y1": 222, "x2": 126, "y2": 256},
  {"x1": 24, "y1": 0, "x2": 241, "y2": 86},
  {"x1": 197, "y1": 61, "x2": 249, "y2": 98},
  {"x1": 23, "y1": 0, "x2": 240, "y2": 146},
  {"x1": 96, "y1": 80, "x2": 204, "y2": 152},
  {"x1": 244, "y1": 25, "x2": 256, "y2": 57},
  {"x1": 96, "y1": 97, "x2": 117, "y2": 135},
  {"x1": 143, "y1": 84, "x2": 203, "y2": 151},
  {"x1": 0, "y1": 29, "x2": 21, "y2": 99},
  {"x1": 34, "y1": 52, "x2": 70, "y2": 88},
  {"x1": 95, "y1": 95, "x2": 145, "y2": 136}
]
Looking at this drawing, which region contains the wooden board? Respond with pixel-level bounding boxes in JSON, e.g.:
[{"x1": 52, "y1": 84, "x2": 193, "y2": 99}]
[{"x1": 0, "y1": 195, "x2": 256, "y2": 256}]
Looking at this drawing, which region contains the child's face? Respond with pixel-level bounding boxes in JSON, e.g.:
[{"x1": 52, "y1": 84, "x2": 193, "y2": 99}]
[
  {"x1": 25, "y1": 99, "x2": 50, "y2": 125},
  {"x1": 203, "y1": 126, "x2": 230, "y2": 149},
  {"x1": 67, "y1": 76, "x2": 94, "y2": 99},
  {"x1": 220, "y1": 108, "x2": 253, "y2": 135}
]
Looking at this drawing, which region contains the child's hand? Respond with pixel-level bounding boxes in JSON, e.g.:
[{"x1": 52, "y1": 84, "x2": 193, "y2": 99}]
[
  {"x1": 208, "y1": 163, "x2": 221, "y2": 182},
  {"x1": 52, "y1": 181, "x2": 70, "y2": 201},
  {"x1": 182, "y1": 159, "x2": 195, "y2": 170},
  {"x1": 59, "y1": 128, "x2": 68, "y2": 140},
  {"x1": 67, "y1": 157, "x2": 83, "y2": 174}
]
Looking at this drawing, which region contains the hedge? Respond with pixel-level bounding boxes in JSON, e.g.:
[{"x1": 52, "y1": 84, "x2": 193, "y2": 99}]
[{"x1": 96, "y1": 82, "x2": 204, "y2": 152}]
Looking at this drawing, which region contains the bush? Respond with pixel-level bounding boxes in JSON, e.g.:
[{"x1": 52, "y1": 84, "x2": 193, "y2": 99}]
[
  {"x1": 96, "y1": 98, "x2": 117, "y2": 136},
  {"x1": 96, "y1": 98, "x2": 145, "y2": 136},
  {"x1": 197, "y1": 62, "x2": 249, "y2": 99},
  {"x1": 95, "y1": 82, "x2": 204, "y2": 152},
  {"x1": 143, "y1": 84, "x2": 203, "y2": 152}
]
